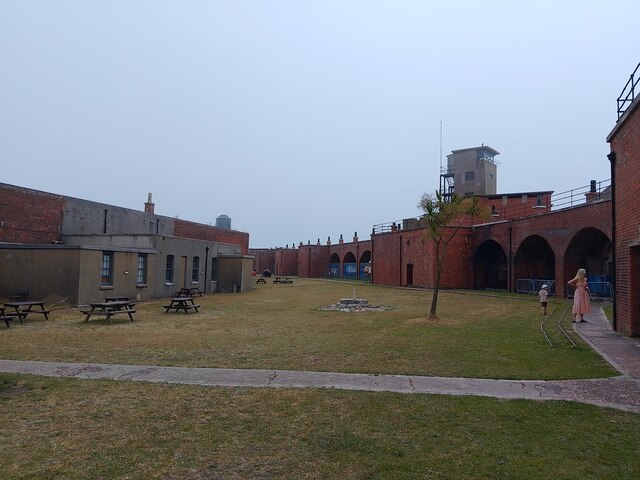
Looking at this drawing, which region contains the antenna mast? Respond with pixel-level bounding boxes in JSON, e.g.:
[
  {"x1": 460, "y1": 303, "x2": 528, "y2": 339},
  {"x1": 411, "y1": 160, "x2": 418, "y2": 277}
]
[{"x1": 439, "y1": 120, "x2": 442, "y2": 172}]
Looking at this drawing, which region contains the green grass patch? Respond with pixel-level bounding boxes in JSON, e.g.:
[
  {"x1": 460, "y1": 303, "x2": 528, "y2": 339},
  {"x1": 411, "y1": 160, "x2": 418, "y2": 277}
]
[
  {"x1": 0, "y1": 279, "x2": 615, "y2": 380},
  {"x1": 1, "y1": 373, "x2": 638, "y2": 479}
]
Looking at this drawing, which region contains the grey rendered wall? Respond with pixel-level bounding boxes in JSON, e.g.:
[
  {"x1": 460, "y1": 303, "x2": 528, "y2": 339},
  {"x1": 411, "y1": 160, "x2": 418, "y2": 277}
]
[
  {"x1": 77, "y1": 248, "x2": 157, "y2": 305},
  {"x1": 0, "y1": 247, "x2": 81, "y2": 304},
  {"x1": 63, "y1": 197, "x2": 174, "y2": 236},
  {"x1": 153, "y1": 236, "x2": 232, "y2": 297},
  {"x1": 217, "y1": 255, "x2": 254, "y2": 293}
]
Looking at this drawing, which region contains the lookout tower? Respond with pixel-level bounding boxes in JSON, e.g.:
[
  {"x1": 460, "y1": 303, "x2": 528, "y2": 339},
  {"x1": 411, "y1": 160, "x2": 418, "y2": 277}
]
[{"x1": 440, "y1": 146, "x2": 500, "y2": 200}]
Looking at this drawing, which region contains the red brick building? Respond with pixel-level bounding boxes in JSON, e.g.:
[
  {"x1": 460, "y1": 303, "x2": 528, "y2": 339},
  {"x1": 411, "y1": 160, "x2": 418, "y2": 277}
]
[{"x1": 607, "y1": 62, "x2": 640, "y2": 336}]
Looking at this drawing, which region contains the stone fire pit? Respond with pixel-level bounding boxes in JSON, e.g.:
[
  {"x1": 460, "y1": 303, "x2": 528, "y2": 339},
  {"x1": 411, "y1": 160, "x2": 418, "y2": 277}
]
[{"x1": 318, "y1": 298, "x2": 391, "y2": 312}]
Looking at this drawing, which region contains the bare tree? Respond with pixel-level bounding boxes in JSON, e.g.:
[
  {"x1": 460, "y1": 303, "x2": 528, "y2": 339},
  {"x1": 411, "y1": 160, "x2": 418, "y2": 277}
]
[{"x1": 418, "y1": 191, "x2": 488, "y2": 319}]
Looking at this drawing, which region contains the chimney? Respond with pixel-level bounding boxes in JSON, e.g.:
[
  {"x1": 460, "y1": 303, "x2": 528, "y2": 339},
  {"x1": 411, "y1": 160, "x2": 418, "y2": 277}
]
[
  {"x1": 585, "y1": 180, "x2": 598, "y2": 202},
  {"x1": 339, "y1": 234, "x2": 344, "y2": 244},
  {"x1": 353, "y1": 231, "x2": 358, "y2": 242},
  {"x1": 144, "y1": 193, "x2": 155, "y2": 214},
  {"x1": 327, "y1": 236, "x2": 331, "y2": 246}
]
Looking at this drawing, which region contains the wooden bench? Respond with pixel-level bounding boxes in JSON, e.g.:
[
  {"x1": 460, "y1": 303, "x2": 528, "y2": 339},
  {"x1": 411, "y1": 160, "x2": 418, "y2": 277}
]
[
  {"x1": 273, "y1": 277, "x2": 293, "y2": 284},
  {"x1": 104, "y1": 296, "x2": 130, "y2": 302},
  {"x1": 3, "y1": 301, "x2": 50, "y2": 321},
  {"x1": 10, "y1": 288, "x2": 29, "y2": 302},
  {"x1": 81, "y1": 301, "x2": 136, "y2": 323},
  {"x1": 164, "y1": 304, "x2": 201, "y2": 313},
  {"x1": 1, "y1": 316, "x2": 16, "y2": 328},
  {"x1": 164, "y1": 297, "x2": 201, "y2": 314},
  {"x1": 176, "y1": 287, "x2": 204, "y2": 297},
  {"x1": 1, "y1": 307, "x2": 19, "y2": 328},
  {"x1": 81, "y1": 308, "x2": 137, "y2": 323}
]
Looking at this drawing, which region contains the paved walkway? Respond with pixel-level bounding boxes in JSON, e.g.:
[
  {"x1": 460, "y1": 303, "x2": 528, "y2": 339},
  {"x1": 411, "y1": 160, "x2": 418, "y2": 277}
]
[{"x1": 1, "y1": 307, "x2": 639, "y2": 413}]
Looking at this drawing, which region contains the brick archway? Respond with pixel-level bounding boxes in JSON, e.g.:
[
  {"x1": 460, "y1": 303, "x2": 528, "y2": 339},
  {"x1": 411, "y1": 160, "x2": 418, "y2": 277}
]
[
  {"x1": 564, "y1": 227, "x2": 612, "y2": 299},
  {"x1": 342, "y1": 251, "x2": 357, "y2": 279},
  {"x1": 514, "y1": 235, "x2": 555, "y2": 294},
  {"x1": 473, "y1": 240, "x2": 507, "y2": 290}
]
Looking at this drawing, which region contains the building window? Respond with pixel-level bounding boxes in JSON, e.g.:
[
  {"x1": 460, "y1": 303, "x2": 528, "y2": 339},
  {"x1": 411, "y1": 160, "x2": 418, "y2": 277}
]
[
  {"x1": 192, "y1": 256, "x2": 200, "y2": 283},
  {"x1": 536, "y1": 194, "x2": 543, "y2": 206},
  {"x1": 464, "y1": 171, "x2": 475, "y2": 181},
  {"x1": 101, "y1": 252, "x2": 114, "y2": 286},
  {"x1": 137, "y1": 254, "x2": 148, "y2": 285},
  {"x1": 165, "y1": 255, "x2": 174, "y2": 284}
]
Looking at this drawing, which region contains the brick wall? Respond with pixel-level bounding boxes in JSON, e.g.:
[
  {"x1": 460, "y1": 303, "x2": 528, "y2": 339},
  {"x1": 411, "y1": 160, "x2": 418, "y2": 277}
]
[
  {"x1": 275, "y1": 248, "x2": 299, "y2": 276},
  {"x1": 173, "y1": 219, "x2": 249, "y2": 254},
  {"x1": 297, "y1": 244, "x2": 330, "y2": 278},
  {"x1": 608, "y1": 95, "x2": 640, "y2": 336},
  {"x1": 476, "y1": 192, "x2": 552, "y2": 221},
  {"x1": 250, "y1": 248, "x2": 276, "y2": 273},
  {"x1": 0, "y1": 183, "x2": 64, "y2": 244},
  {"x1": 371, "y1": 227, "x2": 473, "y2": 288}
]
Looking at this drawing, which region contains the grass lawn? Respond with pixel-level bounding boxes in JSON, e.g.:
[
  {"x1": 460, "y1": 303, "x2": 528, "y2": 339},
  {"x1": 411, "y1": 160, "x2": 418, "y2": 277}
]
[
  {"x1": 2, "y1": 279, "x2": 637, "y2": 479},
  {"x1": 1, "y1": 374, "x2": 639, "y2": 479},
  {"x1": 0, "y1": 279, "x2": 616, "y2": 380}
]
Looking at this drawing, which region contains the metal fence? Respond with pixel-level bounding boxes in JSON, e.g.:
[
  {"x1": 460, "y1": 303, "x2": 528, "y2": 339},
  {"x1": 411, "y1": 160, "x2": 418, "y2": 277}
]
[
  {"x1": 517, "y1": 279, "x2": 555, "y2": 296},
  {"x1": 518, "y1": 278, "x2": 612, "y2": 301}
]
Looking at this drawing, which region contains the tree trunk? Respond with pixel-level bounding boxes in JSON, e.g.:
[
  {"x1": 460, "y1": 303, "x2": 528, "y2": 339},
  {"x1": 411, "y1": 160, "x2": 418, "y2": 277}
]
[{"x1": 429, "y1": 257, "x2": 443, "y2": 319}]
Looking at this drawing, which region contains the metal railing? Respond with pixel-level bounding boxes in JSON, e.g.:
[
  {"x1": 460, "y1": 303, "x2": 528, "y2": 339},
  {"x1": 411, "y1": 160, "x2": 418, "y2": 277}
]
[
  {"x1": 566, "y1": 282, "x2": 612, "y2": 302},
  {"x1": 517, "y1": 279, "x2": 555, "y2": 296},
  {"x1": 617, "y1": 61, "x2": 640, "y2": 120},
  {"x1": 372, "y1": 178, "x2": 611, "y2": 235},
  {"x1": 549, "y1": 179, "x2": 611, "y2": 210}
]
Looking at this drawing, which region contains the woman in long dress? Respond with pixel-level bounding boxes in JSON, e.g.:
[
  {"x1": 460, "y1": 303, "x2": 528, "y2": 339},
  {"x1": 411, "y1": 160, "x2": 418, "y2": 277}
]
[{"x1": 568, "y1": 268, "x2": 591, "y2": 323}]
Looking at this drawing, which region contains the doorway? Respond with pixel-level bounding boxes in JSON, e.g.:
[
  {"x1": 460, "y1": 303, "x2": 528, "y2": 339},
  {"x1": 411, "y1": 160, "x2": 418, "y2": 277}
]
[{"x1": 406, "y1": 263, "x2": 414, "y2": 286}]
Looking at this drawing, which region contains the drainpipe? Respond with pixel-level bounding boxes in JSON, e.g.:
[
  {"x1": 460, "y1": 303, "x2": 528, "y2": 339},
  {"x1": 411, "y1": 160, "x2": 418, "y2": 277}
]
[
  {"x1": 204, "y1": 246, "x2": 209, "y2": 293},
  {"x1": 508, "y1": 225, "x2": 513, "y2": 292},
  {"x1": 399, "y1": 235, "x2": 403, "y2": 287},
  {"x1": 371, "y1": 228, "x2": 375, "y2": 284},
  {"x1": 608, "y1": 151, "x2": 617, "y2": 330}
]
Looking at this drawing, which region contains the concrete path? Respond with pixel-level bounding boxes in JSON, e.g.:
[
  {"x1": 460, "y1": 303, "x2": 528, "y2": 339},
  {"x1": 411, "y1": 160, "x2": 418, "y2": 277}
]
[{"x1": 2, "y1": 306, "x2": 639, "y2": 413}]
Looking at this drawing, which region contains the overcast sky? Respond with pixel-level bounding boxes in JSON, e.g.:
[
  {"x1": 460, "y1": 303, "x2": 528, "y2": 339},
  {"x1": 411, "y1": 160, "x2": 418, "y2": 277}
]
[{"x1": 1, "y1": 1, "x2": 638, "y2": 248}]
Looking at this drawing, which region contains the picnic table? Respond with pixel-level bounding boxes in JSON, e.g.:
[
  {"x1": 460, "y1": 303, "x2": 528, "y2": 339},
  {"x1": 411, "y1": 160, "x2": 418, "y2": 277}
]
[
  {"x1": 256, "y1": 277, "x2": 267, "y2": 284},
  {"x1": 3, "y1": 301, "x2": 50, "y2": 323},
  {"x1": 176, "y1": 287, "x2": 203, "y2": 297},
  {"x1": 164, "y1": 297, "x2": 201, "y2": 314},
  {"x1": 81, "y1": 300, "x2": 136, "y2": 324},
  {"x1": 104, "y1": 296, "x2": 130, "y2": 302},
  {"x1": 1, "y1": 307, "x2": 20, "y2": 328},
  {"x1": 273, "y1": 277, "x2": 293, "y2": 284}
]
